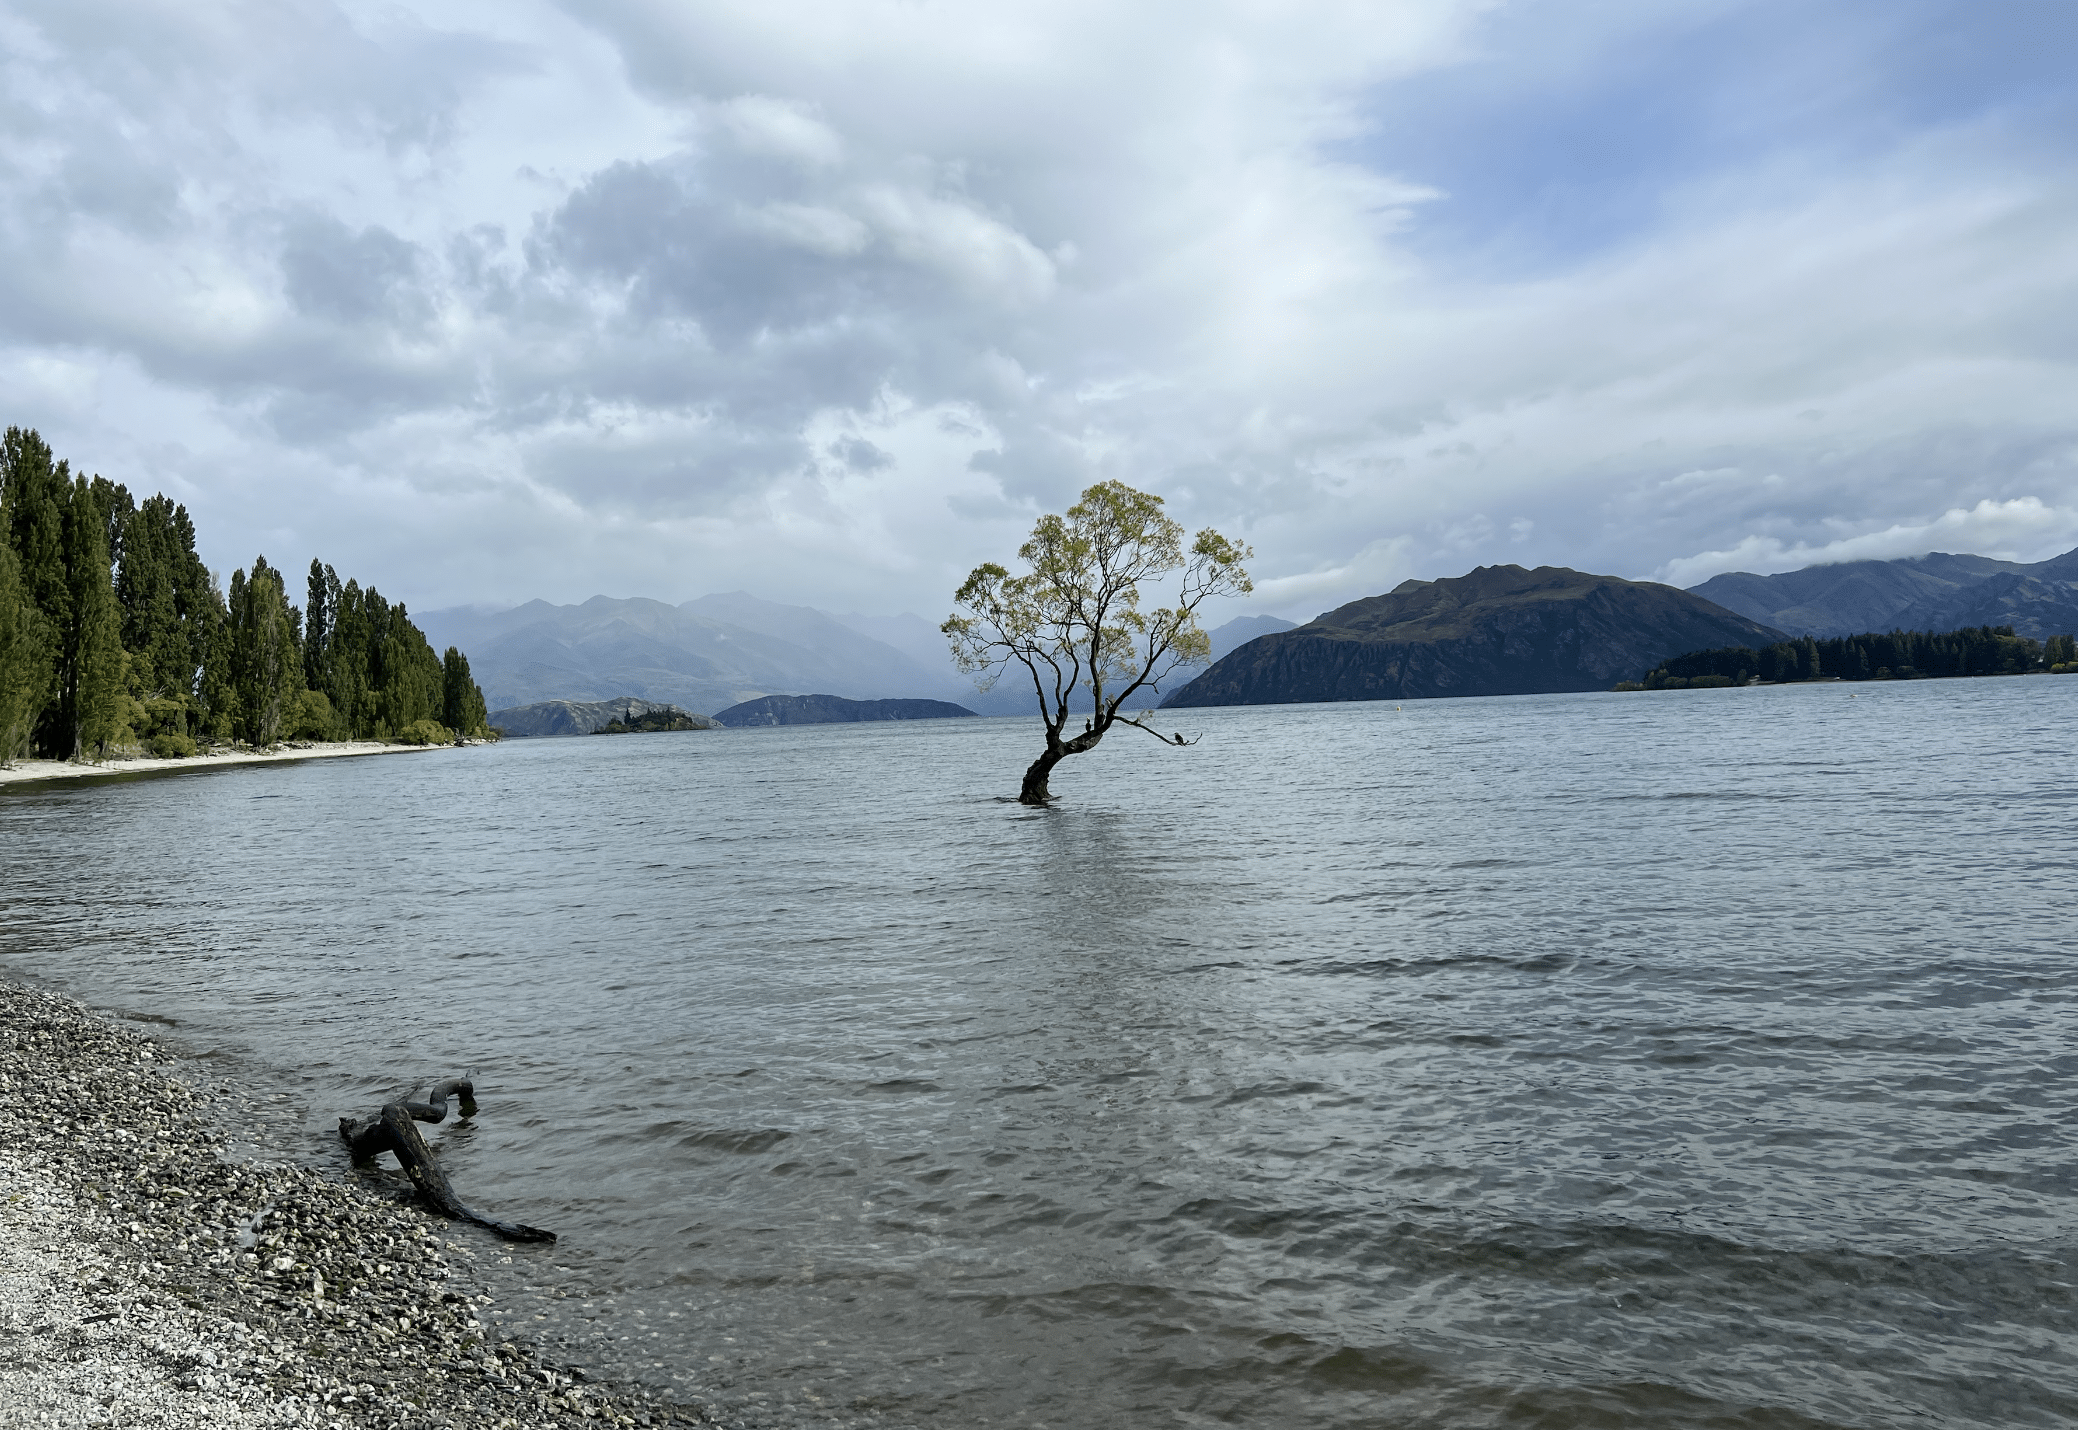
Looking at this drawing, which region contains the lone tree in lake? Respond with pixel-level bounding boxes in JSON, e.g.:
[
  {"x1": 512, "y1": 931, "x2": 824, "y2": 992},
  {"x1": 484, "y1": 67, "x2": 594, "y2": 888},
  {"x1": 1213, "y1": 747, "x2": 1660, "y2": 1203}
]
[{"x1": 944, "y1": 480, "x2": 1251, "y2": 806}]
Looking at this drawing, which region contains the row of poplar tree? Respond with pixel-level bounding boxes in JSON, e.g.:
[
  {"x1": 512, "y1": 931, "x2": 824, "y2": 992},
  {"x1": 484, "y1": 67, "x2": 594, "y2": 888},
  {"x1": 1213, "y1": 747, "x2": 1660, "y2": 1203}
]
[{"x1": 0, "y1": 426, "x2": 489, "y2": 763}]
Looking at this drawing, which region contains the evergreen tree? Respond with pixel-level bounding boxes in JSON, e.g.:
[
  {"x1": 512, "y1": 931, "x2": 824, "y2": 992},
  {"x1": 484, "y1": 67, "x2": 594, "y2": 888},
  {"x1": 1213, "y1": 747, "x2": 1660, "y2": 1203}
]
[
  {"x1": 441, "y1": 646, "x2": 488, "y2": 736},
  {"x1": 326, "y1": 575, "x2": 369, "y2": 735},
  {"x1": 145, "y1": 497, "x2": 228, "y2": 733},
  {"x1": 305, "y1": 559, "x2": 334, "y2": 691},
  {"x1": 57, "y1": 474, "x2": 125, "y2": 759},
  {"x1": 191, "y1": 568, "x2": 235, "y2": 740},
  {"x1": 3, "y1": 428, "x2": 71, "y2": 753},
  {"x1": 1636, "y1": 625, "x2": 2044, "y2": 689},
  {"x1": 226, "y1": 556, "x2": 303, "y2": 746},
  {"x1": 0, "y1": 519, "x2": 50, "y2": 764},
  {"x1": 376, "y1": 600, "x2": 444, "y2": 735},
  {"x1": 2, "y1": 428, "x2": 70, "y2": 631},
  {"x1": 6, "y1": 424, "x2": 496, "y2": 758},
  {"x1": 91, "y1": 476, "x2": 134, "y2": 578},
  {"x1": 117, "y1": 495, "x2": 188, "y2": 700}
]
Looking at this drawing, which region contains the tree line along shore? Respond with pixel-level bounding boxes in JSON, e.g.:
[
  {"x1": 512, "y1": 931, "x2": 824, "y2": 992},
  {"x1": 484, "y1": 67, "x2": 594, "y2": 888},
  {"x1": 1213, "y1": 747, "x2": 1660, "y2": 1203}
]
[
  {"x1": 0, "y1": 426, "x2": 490, "y2": 765},
  {"x1": 1618, "y1": 624, "x2": 2078, "y2": 690}
]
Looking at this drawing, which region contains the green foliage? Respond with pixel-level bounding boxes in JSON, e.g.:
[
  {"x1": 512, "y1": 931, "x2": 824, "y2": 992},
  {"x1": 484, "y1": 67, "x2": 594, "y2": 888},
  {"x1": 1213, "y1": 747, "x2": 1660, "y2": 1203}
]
[
  {"x1": 379, "y1": 607, "x2": 444, "y2": 734},
  {"x1": 59, "y1": 474, "x2": 126, "y2": 759},
  {"x1": 4, "y1": 428, "x2": 70, "y2": 755},
  {"x1": 593, "y1": 707, "x2": 704, "y2": 734},
  {"x1": 290, "y1": 688, "x2": 337, "y2": 741},
  {"x1": 118, "y1": 494, "x2": 216, "y2": 722},
  {"x1": 137, "y1": 696, "x2": 187, "y2": 739},
  {"x1": 147, "y1": 731, "x2": 197, "y2": 759},
  {"x1": 1629, "y1": 625, "x2": 2046, "y2": 690},
  {"x1": 3, "y1": 428, "x2": 70, "y2": 644},
  {"x1": 190, "y1": 569, "x2": 235, "y2": 741},
  {"x1": 441, "y1": 646, "x2": 488, "y2": 737},
  {"x1": 945, "y1": 479, "x2": 1251, "y2": 803},
  {"x1": 2047, "y1": 634, "x2": 2078, "y2": 673},
  {"x1": 304, "y1": 564, "x2": 451, "y2": 740},
  {"x1": 0, "y1": 519, "x2": 50, "y2": 764},
  {"x1": 0, "y1": 422, "x2": 493, "y2": 762},
  {"x1": 0, "y1": 441, "x2": 140, "y2": 760},
  {"x1": 396, "y1": 717, "x2": 455, "y2": 746},
  {"x1": 227, "y1": 556, "x2": 304, "y2": 746}
]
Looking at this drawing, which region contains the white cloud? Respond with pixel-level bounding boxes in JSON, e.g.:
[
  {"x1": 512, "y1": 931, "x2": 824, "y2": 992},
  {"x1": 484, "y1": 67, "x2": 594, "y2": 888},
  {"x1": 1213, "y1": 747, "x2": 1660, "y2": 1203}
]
[
  {"x1": 852, "y1": 184, "x2": 1057, "y2": 304},
  {"x1": 1253, "y1": 535, "x2": 1417, "y2": 613},
  {"x1": 716, "y1": 95, "x2": 844, "y2": 167},
  {"x1": 0, "y1": 0, "x2": 2074, "y2": 623},
  {"x1": 1654, "y1": 497, "x2": 2078, "y2": 589},
  {"x1": 740, "y1": 201, "x2": 870, "y2": 256}
]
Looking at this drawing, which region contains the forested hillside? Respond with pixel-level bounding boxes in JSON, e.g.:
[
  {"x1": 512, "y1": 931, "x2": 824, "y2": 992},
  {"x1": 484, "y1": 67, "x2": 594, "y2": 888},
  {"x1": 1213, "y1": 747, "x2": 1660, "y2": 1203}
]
[
  {"x1": 1162, "y1": 565, "x2": 1782, "y2": 707},
  {"x1": 1622, "y1": 625, "x2": 2073, "y2": 689},
  {"x1": 0, "y1": 426, "x2": 488, "y2": 763}
]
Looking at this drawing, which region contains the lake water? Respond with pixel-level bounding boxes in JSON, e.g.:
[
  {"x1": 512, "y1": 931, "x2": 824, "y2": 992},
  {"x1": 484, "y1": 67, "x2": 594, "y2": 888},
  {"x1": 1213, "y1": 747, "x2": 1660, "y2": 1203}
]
[{"x1": 2, "y1": 681, "x2": 2075, "y2": 1429}]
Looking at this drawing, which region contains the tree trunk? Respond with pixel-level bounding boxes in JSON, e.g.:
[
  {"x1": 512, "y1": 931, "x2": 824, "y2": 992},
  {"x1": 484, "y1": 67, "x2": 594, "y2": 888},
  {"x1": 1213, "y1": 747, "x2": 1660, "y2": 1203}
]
[
  {"x1": 1019, "y1": 745, "x2": 1063, "y2": 805},
  {"x1": 338, "y1": 1077, "x2": 555, "y2": 1243},
  {"x1": 1020, "y1": 723, "x2": 1109, "y2": 805}
]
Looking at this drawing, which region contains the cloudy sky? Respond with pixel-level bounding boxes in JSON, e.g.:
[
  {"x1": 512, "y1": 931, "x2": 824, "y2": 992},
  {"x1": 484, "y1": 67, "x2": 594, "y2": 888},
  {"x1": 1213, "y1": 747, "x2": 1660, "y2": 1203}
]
[{"x1": 4, "y1": 0, "x2": 2075, "y2": 623}]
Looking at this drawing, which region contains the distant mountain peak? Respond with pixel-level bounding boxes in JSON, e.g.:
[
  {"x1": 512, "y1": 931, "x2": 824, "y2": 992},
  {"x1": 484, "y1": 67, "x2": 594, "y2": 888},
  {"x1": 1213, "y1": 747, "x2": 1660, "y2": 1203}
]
[
  {"x1": 1689, "y1": 546, "x2": 2074, "y2": 638},
  {"x1": 1167, "y1": 564, "x2": 1779, "y2": 708}
]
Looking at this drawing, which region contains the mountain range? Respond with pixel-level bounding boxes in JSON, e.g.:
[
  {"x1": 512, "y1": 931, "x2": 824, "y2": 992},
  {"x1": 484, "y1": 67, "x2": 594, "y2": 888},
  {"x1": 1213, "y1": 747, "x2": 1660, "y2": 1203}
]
[
  {"x1": 419, "y1": 594, "x2": 984, "y2": 717},
  {"x1": 1690, "y1": 547, "x2": 2078, "y2": 638},
  {"x1": 427, "y1": 544, "x2": 2078, "y2": 720},
  {"x1": 1162, "y1": 565, "x2": 1782, "y2": 707},
  {"x1": 419, "y1": 593, "x2": 1279, "y2": 719}
]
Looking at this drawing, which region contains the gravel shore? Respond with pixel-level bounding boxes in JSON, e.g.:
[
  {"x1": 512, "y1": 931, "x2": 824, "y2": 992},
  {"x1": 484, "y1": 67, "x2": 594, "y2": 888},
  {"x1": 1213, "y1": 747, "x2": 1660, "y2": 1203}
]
[
  {"x1": 0, "y1": 741, "x2": 442, "y2": 790},
  {"x1": 0, "y1": 979, "x2": 713, "y2": 1428}
]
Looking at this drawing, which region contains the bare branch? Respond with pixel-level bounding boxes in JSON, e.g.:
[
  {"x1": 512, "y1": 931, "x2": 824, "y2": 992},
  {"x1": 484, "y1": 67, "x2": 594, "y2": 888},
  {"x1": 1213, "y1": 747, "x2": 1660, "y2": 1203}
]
[{"x1": 1114, "y1": 714, "x2": 1200, "y2": 746}]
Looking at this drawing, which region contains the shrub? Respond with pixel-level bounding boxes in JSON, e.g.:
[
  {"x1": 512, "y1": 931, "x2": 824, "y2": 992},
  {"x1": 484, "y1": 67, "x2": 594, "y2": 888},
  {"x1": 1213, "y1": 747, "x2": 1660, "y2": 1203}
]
[
  {"x1": 396, "y1": 718, "x2": 455, "y2": 746},
  {"x1": 290, "y1": 688, "x2": 337, "y2": 740},
  {"x1": 140, "y1": 696, "x2": 188, "y2": 738},
  {"x1": 148, "y1": 732, "x2": 197, "y2": 759}
]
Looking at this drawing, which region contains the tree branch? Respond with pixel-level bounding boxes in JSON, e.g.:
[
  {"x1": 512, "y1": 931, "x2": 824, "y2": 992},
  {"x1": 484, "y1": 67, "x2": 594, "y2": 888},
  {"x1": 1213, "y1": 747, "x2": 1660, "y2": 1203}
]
[{"x1": 1113, "y1": 714, "x2": 1199, "y2": 746}]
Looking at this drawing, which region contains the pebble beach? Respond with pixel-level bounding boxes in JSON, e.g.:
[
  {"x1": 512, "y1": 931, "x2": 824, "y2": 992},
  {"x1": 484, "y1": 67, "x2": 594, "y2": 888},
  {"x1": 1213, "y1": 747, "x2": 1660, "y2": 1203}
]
[
  {"x1": 0, "y1": 743, "x2": 441, "y2": 790},
  {"x1": 0, "y1": 979, "x2": 710, "y2": 1429}
]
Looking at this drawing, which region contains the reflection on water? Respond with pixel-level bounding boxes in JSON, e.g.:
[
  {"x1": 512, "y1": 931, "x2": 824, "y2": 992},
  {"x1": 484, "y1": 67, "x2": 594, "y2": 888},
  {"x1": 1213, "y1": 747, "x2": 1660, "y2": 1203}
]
[{"x1": 3, "y1": 679, "x2": 2076, "y2": 1428}]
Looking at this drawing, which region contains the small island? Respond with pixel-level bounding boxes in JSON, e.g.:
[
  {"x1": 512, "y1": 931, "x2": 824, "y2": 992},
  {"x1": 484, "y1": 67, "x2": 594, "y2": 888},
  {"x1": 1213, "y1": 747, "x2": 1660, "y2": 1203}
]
[
  {"x1": 487, "y1": 697, "x2": 719, "y2": 737},
  {"x1": 592, "y1": 705, "x2": 712, "y2": 734},
  {"x1": 712, "y1": 694, "x2": 977, "y2": 727}
]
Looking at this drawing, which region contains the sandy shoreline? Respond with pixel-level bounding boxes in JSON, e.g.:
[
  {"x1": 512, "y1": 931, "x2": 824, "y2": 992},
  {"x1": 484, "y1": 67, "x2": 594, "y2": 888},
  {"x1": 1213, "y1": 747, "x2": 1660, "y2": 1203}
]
[
  {"x1": 0, "y1": 741, "x2": 451, "y2": 790},
  {"x1": 0, "y1": 980, "x2": 711, "y2": 1428}
]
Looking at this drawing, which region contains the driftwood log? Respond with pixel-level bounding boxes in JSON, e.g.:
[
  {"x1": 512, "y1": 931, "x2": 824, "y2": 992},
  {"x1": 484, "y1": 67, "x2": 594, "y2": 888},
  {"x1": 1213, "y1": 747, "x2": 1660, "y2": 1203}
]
[{"x1": 338, "y1": 1077, "x2": 555, "y2": 1243}]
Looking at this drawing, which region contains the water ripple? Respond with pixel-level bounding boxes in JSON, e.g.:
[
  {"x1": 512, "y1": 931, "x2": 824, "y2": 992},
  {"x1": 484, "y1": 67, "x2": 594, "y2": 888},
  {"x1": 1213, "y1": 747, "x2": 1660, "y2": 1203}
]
[{"x1": 2, "y1": 679, "x2": 2075, "y2": 1427}]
